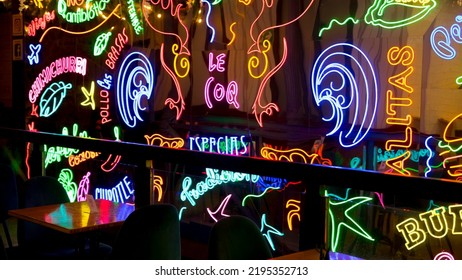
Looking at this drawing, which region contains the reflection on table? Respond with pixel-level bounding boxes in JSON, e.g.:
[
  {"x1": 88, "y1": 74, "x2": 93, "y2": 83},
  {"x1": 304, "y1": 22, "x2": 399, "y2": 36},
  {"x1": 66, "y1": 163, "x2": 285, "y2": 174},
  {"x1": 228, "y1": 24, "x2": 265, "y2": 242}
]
[{"x1": 9, "y1": 199, "x2": 135, "y2": 234}]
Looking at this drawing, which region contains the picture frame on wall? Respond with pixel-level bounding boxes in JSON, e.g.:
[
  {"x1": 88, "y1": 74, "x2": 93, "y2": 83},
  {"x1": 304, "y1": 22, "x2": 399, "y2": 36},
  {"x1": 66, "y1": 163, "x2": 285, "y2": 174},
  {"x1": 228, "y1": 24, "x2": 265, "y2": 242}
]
[
  {"x1": 12, "y1": 14, "x2": 23, "y2": 36},
  {"x1": 12, "y1": 39, "x2": 23, "y2": 61}
]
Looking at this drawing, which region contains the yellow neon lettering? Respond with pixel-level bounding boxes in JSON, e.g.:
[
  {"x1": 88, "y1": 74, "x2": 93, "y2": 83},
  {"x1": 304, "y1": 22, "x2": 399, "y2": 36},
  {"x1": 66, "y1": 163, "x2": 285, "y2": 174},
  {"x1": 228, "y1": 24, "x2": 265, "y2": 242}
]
[
  {"x1": 386, "y1": 114, "x2": 412, "y2": 126},
  {"x1": 388, "y1": 66, "x2": 414, "y2": 93},
  {"x1": 386, "y1": 127, "x2": 413, "y2": 151},
  {"x1": 386, "y1": 90, "x2": 413, "y2": 116},
  {"x1": 396, "y1": 218, "x2": 426, "y2": 250},
  {"x1": 419, "y1": 207, "x2": 449, "y2": 239},
  {"x1": 449, "y1": 205, "x2": 462, "y2": 235},
  {"x1": 385, "y1": 150, "x2": 411, "y2": 176}
]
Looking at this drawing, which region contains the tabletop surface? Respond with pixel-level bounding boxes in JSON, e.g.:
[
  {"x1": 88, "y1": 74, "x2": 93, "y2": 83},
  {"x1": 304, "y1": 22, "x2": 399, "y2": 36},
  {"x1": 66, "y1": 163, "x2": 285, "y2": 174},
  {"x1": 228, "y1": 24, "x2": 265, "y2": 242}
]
[{"x1": 8, "y1": 199, "x2": 135, "y2": 234}]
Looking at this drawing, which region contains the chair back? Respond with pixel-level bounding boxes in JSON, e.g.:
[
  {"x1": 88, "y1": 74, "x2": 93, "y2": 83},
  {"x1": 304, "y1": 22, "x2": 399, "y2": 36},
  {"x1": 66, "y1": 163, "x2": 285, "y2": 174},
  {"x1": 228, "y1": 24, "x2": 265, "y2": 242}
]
[
  {"x1": 208, "y1": 215, "x2": 273, "y2": 260},
  {"x1": 17, "y1": 176, "x2": 71, "y2": 248},
  {"x1": 0, "y1": 163, "x2": 18, "y2": 221},
  {"x1": 0, "y1": 235, "x2": 7, "y2": 260},
  {"x1": 112, "y1": 204, "x2": 181, "y2": 260}
]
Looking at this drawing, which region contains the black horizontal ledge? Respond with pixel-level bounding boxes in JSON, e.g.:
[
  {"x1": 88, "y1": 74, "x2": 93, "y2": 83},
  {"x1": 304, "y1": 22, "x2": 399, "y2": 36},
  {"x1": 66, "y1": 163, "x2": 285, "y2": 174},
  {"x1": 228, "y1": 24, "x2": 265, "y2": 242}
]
[{"x1": 0, "y1": 127, "x2": 461, "y2": 203}]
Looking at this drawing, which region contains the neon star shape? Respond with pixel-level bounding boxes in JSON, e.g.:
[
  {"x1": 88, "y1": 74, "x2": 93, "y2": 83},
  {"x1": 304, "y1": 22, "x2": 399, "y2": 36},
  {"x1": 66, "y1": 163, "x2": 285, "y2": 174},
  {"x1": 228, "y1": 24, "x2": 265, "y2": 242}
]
[
  {"x1": 260, "y1": 213, "x2": 284, "y2": 251},
  {"x1": 327, "y1": 191, "x2": 375, "y2": 252},
  {"x1": 27, "y1": 44, "x2": 41, "y2": 65},
  {"x1": 207, "y1": 194, "x2": 232, "y2": 222},
  {"x1": 81, "y1": 81, "x2": 96, "y2": 110}
]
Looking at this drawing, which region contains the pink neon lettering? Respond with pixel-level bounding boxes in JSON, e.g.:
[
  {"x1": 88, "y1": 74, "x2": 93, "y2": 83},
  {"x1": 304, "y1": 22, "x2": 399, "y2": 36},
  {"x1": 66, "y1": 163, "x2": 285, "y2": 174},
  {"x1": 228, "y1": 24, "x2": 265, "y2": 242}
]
[{"x1": 29, "y1": 56, "x2": 87, "y2": 103}]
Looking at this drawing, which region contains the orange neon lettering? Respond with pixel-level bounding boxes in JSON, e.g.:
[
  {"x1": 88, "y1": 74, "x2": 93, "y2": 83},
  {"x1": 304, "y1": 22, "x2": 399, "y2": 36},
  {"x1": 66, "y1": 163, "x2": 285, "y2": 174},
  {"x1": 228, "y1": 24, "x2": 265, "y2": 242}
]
[
  {"x1": 386, "y1": 115, "x2": 412, "y2": 126},
  {"x1": 388, "y1": 66, "x2": 414, "y2": 93},
  {"x1": 386, "y1": 90, "x2": 412, "y2": 116},
  {"x1": 385, "y1": 150, "x2": 411, "y2": 176},
  {"x1": 385, "y1": 127, "x2": 413, "y2": 151}
]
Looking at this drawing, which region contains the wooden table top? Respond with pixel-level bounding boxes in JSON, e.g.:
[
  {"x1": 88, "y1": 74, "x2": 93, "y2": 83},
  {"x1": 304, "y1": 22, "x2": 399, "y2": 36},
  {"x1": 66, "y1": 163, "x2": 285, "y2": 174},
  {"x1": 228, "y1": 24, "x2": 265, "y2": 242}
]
[{"x1": 9, "y1": 199, "x2": 135, "y2": 234}]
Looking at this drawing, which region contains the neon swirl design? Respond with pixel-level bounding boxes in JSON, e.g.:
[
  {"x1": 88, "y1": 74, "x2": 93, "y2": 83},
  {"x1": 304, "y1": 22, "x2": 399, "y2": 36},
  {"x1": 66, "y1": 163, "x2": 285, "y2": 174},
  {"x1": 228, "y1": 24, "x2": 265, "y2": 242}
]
[
  {"x1": 207, "y1": 194, "x2": 232, "y2": 222},
  {"x1": 364, "y1": 0, "x2": 437, "y2": 29},
  {"x1": 144, "y1": 133, "x2": 185, "y2": 148},
  {"x1": 311, "y1": 43, "x2": 378, "y2": 148},
  {"x1": 228, "y1": 22, "x2": 237, "y2": 46},
  {"x1": 248, "y1": 0, "x2": 315, "y2": 53},
  {"x1": 260, "y1": 213, "x2": 284, "y2": 251},
  {"x1": 100, "y1": 126, "x2": 122, "y2": 172},
  {"x1": 116, "y1": 51, "x2": 154, "y2": 128},
  {"x1": 39, "y1": 81, "x2": 72, "y2": 117},
  {"x1": 143, "y1": 0, "x2": 190, "y2": 55},
  {"x1": 443, "y1": 155, "x2": 462, "y2": 178},
  {"x1": 318, "y1": 17, "x2": 360, "y2": 37},
  {"x1": 25, "y1": 122, "x2": 37, "y2": 179},
  {"x1": 202, "y1": 0, "x2": 215, "y2": 43},
  {"x1": 286, "y1": 199, "x2": 301, "y2": 231},
  {"x1": 172, "y1": 44, "x2": 190, "y2": 78},
  {"x1": 425, "y1": 136, "x2": 435, "y2": 178},
  {"x1": 252, "y1": 39, "x2": 287, "y2": 127},
  {"x1": 443, "y1": 113, "x2": 462, "y2": 146},
  {"x1": 239, "y1": 0, "x2": 251, "y2": 5},
  {"x1": 434, "y1": 251, "x2": 455, "y2": 260},
  {"x1": 431, "y1": 27, "x2": 457, "y2": 60},
  {"x1": 248, "y1": 39, "x2": 270, "y2": 79},
  {"x1": 39, "y1": 4, "x2": 121, "y2": 42},
  {"x1": 241, "y1": 186, "x2": 279, "y2": 207},
  {"x1": 153, "y1": 175, "x2": 163, "y2": 202},
  {"x1": 178, "y1": 207, "x2": 187, "y2": 220},
  {"x1": 27, "y1": 44, "x2": 41, "y2": 65},
  {"x1": 260, "y1": 147, "x2": 324, "y2": 164},
  {"x1": 161, "y1": 44, "x2": 185, "y2": 120}
]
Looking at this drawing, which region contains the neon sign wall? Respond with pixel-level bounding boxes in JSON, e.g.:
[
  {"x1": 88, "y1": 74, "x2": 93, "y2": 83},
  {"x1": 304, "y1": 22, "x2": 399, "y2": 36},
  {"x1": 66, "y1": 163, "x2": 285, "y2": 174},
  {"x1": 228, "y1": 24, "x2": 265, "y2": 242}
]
[{"x1": 22, "y1": 0, "x2": 462, "y2": 258}]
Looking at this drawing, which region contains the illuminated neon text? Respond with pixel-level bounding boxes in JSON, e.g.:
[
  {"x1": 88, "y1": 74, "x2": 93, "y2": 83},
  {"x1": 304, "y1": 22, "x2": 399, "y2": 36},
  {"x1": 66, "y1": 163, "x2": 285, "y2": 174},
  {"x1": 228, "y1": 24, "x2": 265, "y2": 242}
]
[
  {"x1": 44, "y1": 124, "x2": 90, "y2": 167},
  {"x1": 127, "y1": 0, "x2": 143, "y2": 35},
  {"x1": 180, "y1": 168, "x2": 259, "y2": 206},
  {"x1": 188, "y1": 135, "x2": 248, "y2": 155},
  {"x1": 57, "y1": 0, "x2": 110, "y2": 24},
  {"x1": 377, "y1": 148, "x2": 430, "y2": 163},
  {"x1": 69, "y1": 151, "x2": 101, "y2": 167},
  {"x1": 29, "y1": 56, "x2": 87, "y2": 103},
  {"x1": 396, "y1": 205, "x2": 462, "y2": 250},
  {"x1": 385, "y1": 46, "x2": 415, "y2": 175},
  {"x1": 205, "y1": 53, "x2": 239, "y2": 109},
  {"x1": 27, "y1": 11, "x2": 56, "y2": 37},
  {"x1": 95, "y1": 176, "x2": 134, "y2": 203},
  {"x1": 105, "y1": 28, "x2": 128, "y2": 70}
]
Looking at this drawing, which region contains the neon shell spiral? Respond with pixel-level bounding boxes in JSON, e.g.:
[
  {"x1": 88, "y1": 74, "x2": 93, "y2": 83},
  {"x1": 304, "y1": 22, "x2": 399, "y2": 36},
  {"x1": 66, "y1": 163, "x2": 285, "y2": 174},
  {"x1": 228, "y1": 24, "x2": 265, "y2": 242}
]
[
  {"x1": 311, "y1": 43, "x2": 378, "y2": 148},
  {"x1": 116, "y1": 51, "x2": 155, "y2": 128}
]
